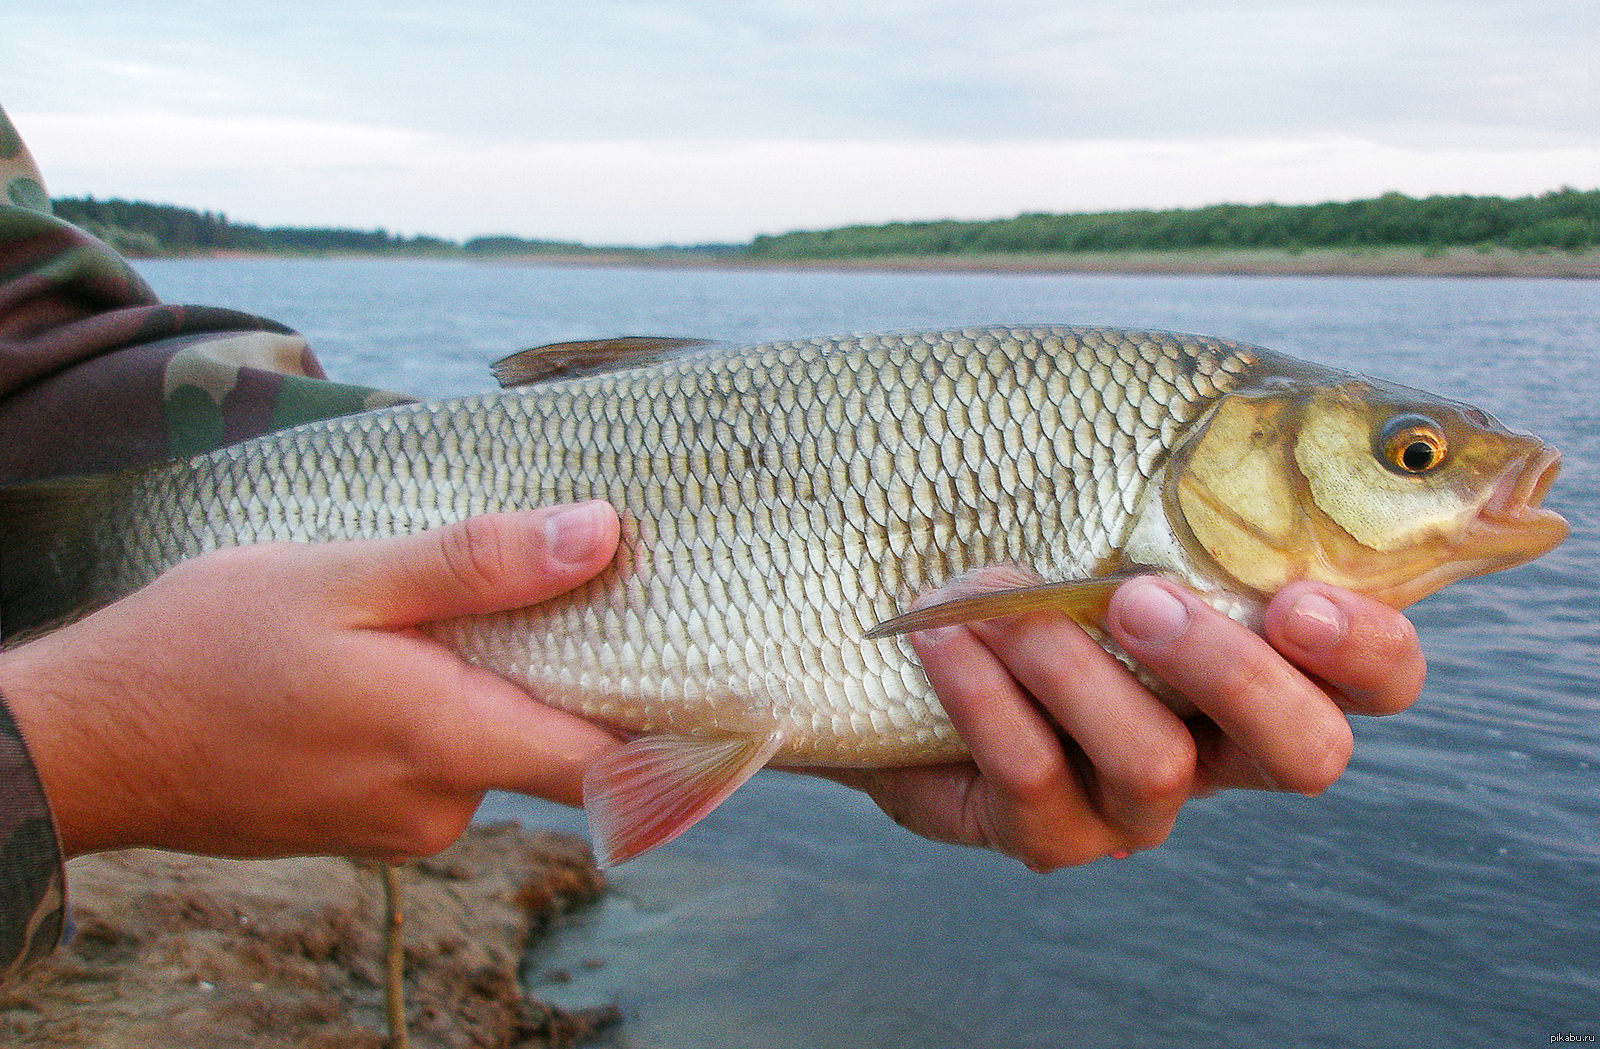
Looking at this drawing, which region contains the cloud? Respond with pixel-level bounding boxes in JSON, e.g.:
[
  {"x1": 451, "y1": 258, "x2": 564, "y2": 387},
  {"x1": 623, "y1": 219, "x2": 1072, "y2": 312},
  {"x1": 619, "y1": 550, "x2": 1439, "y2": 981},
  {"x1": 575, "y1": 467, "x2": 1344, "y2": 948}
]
[
  {"x1": 17, "y1": 110, "x2": 1600, "y2": 244},
  {"x1": 8, "y1": 0, "x2": 1598, "y2": 143}
]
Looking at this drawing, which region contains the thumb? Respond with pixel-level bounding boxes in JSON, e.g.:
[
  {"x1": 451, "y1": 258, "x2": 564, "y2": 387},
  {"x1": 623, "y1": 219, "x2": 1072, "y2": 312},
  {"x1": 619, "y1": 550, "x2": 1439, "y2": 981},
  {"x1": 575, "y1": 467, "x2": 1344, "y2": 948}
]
[{"x1": 330, "y1": 502, "x2": 621, "y2": 627}]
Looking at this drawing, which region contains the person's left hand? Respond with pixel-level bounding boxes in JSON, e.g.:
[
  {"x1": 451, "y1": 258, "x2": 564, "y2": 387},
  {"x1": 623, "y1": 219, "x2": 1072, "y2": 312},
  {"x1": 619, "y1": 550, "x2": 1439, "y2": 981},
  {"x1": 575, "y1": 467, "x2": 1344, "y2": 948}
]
[{"x1": 822, "y1": 570, "x2": 1425, "y2": 871}]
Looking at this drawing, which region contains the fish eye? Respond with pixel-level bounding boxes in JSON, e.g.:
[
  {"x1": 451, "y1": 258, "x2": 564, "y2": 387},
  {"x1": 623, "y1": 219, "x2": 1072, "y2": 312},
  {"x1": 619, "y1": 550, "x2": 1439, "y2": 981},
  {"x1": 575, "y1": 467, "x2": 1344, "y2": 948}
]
[{"x1": 1379, "y1": 415, "x2": 1448, "y2": 475}]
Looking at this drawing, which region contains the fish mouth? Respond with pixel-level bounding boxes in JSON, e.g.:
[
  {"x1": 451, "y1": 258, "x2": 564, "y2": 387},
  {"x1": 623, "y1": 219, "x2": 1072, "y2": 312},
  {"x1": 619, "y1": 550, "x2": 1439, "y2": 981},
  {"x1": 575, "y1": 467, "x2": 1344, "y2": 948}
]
[{"x1": 1463, "y1": 445, "x2": 1570, "y2": 567}]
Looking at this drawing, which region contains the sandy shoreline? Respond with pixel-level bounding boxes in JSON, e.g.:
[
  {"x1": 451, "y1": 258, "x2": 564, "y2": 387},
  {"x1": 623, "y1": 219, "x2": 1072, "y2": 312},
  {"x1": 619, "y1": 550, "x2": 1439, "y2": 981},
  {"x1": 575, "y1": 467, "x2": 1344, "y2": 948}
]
[
  {"x1": 1, "y1": 824, "x2": 618, "y2": 1049},
  {"x1": 195, "y1": 244, "x2": 1599, "y2": 279}
]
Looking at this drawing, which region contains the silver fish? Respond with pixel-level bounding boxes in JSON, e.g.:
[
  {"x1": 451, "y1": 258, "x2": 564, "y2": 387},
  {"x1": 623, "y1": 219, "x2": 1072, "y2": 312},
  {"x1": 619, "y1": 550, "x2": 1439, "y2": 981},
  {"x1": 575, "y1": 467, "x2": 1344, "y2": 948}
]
[{"x1": 0, "y1": 327, "x2": 1568, "y2": 863}]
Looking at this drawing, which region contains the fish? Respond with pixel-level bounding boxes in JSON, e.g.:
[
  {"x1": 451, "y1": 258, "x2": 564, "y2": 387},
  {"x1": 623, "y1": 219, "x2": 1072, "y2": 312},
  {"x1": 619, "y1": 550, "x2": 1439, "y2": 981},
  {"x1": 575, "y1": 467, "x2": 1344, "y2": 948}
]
[{"x1": 0, "y1": 326, "x2": 1568, "y2": 865}]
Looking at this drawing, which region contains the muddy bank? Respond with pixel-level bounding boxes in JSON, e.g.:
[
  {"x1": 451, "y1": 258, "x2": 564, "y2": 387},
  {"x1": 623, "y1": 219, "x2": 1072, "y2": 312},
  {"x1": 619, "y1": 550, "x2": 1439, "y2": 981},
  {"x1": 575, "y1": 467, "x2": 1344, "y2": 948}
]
[{"x1": 0, "y1": 823, "x2": 619, "y2": 1049}]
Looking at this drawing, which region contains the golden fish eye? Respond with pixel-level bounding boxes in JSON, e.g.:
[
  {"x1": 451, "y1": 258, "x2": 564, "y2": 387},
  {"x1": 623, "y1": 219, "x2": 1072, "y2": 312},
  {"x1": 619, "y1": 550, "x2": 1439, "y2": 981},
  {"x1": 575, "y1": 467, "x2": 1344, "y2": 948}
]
[{"x1": 1379, "y1": 416, "x2": 1448, "y2": 475}]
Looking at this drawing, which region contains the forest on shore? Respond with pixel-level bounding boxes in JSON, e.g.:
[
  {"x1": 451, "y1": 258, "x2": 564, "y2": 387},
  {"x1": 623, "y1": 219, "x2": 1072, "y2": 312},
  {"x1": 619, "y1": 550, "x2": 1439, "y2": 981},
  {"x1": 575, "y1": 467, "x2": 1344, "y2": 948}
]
[
  {"x1": 748, "y1": 188, "x2": 1598, "y2": 259},
  {"x1": 49, "y1": 187, "x2": 1599, "y2": 261},
  {"x1": 47, "y1": 197, "x2": 596, "y2": 258}
]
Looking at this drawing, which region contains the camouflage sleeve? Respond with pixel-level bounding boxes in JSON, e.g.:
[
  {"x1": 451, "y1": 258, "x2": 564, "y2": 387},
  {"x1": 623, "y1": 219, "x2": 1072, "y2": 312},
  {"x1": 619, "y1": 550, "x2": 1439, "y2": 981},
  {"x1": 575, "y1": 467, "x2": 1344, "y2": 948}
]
[
  {"x1": 0, "y1": 691, "x2": 64, "y2": 984},
  {"x1": 0, "y1": 105, "x2": 410, "y2": 977},
  {"x1": 0, "y1": 104, "x2": 411, "y2": 485}
]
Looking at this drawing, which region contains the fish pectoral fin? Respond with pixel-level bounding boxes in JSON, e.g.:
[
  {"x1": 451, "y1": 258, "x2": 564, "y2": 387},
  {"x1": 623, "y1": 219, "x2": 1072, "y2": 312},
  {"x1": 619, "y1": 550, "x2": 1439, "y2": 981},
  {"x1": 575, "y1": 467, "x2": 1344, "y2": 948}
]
[
  {"x1": 864, "y1": 575, "x2": 1136, "y2": 639},
  {"x1": 491, "y1": 336, "x2": 713, "y2": 387},
  {"x1": 582, "y1": 731, "x2": 784, "y2": 867}
]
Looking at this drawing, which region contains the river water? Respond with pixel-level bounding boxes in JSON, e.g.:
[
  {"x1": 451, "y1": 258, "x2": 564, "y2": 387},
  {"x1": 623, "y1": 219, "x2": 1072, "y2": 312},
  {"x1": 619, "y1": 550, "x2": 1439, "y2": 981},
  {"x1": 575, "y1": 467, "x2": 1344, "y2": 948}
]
[{"x1": 136, "y1": 258, "x2": 1600, "y2": 1049}]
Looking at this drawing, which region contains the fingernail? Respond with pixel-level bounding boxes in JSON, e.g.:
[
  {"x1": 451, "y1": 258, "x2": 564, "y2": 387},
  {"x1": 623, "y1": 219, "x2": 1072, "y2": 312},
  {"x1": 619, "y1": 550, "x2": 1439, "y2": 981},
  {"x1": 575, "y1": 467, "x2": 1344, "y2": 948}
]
[
  {"x1": 1283, "y1": 592, "x2": 1347, "y2": 653},
  {"x1": 1115, "y1": 580, "x2": 1190, "y2": 646},
  {"x1": 545, "y1": 502, "x2": 606, "y2": 566},
  {"x1": 1109, "y1": 849, "x2": 1132, "y2": 860}
]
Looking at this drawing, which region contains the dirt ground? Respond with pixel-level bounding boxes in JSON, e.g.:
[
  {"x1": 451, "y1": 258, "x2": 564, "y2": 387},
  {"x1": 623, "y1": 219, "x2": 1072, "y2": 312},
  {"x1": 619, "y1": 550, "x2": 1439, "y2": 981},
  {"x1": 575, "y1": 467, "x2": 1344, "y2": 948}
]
[{"x1": 0, "y1": 823, "x2": 619, "y2": 1049}]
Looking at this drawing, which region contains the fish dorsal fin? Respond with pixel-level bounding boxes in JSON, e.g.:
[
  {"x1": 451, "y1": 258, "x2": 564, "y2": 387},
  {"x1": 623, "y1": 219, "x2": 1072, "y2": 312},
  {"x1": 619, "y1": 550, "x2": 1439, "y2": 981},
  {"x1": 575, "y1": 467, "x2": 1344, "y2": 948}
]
[
  {"x1": 491, "y1": 336, "x2": 712, "y2": 387},
  {"x1": 582, "y1": 731, "x2": 784, "y2": 866},
  {"x1": 865, "y1": 575, "x2": 1136, "y2": 639}
]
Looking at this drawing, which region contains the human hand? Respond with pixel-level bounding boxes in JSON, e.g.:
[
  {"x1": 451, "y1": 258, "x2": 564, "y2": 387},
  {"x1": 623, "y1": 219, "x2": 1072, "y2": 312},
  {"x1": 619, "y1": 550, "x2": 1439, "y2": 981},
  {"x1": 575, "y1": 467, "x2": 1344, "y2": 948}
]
[
  {"x1": 0, "y1": 502, "x2": 624, "y2": 861},
  {"x1": 824, "y1": 570, "x2": 1425, "y2": 871}
]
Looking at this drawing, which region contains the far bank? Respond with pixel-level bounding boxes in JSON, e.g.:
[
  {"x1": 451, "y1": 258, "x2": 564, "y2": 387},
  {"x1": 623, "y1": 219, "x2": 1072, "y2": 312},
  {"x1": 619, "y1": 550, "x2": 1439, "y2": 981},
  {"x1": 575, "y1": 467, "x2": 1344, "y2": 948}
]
[{"x1": 466, "y1": 245, "x2": 1599, "y2": 280}]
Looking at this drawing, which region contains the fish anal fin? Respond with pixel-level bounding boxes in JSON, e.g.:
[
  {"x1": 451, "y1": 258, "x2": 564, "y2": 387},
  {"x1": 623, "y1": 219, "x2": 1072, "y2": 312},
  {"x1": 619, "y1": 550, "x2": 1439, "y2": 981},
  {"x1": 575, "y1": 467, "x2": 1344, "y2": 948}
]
[
  {"x1": 582, "y1": 731, "x2": 783, "y2": 867},
  {"x1": 491, "y1": 336, "x2": 712, "y2": 387},
  {"x1": 865, "y1": 575, "x2": 1136, "y2": 639}
]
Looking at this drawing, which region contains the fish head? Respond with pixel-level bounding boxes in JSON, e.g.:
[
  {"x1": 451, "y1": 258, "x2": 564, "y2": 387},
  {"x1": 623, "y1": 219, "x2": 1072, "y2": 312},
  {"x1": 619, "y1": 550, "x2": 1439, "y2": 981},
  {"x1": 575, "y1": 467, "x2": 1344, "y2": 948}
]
[{"x1": 1168, "y1": 366, "x2": 1568, "y2": 609}]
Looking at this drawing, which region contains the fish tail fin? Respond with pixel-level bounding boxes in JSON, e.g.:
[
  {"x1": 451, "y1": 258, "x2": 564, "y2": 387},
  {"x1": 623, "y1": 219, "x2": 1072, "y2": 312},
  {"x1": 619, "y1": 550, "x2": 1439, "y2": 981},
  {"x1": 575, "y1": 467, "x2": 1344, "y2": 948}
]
[
  {"x1": 0, "y1": 474, "x2": 118, "y2": 639},
  {"x1": 582, "y1": 731, "x2": 784, "y2": 867}
]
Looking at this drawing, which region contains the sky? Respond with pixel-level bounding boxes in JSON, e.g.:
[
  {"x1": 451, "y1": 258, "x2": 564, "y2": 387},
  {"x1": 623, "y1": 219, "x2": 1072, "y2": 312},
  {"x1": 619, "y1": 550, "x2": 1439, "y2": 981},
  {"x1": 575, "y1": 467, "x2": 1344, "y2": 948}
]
[{"x1": 5, "y1": 0, "x2": 1599, "y2": 245}]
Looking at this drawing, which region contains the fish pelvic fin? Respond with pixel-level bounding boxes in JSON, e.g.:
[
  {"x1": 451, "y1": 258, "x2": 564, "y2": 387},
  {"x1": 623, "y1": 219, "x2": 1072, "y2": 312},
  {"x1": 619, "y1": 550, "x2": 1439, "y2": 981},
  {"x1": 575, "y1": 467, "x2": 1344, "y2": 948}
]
[
  {"x1": 582, "y1": 731, "x2": 784, "y2": 867},
  {"x1": 491, "y1": 336, "x2": 712, "y2": 387},
  {"x1": 0, "y1": 474, "x2": 118, "y2": 640},
  {"x1": 865, "y1": 575, "x2": 1136, "y2": 639}
]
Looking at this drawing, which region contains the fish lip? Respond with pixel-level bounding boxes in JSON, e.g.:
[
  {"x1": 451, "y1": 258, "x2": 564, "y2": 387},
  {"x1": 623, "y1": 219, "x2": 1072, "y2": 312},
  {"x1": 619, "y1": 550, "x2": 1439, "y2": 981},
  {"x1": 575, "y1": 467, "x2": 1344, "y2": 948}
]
[
  {"x1": 1468, "y1": 446, "x2": 1569, "y2": 557},
  {"x1": 1483, "y1": 446, "x2": 1564, "y2": 519},
  {"x1": 1516, "y1": 446, "x2": 1562, "y2": 511}
]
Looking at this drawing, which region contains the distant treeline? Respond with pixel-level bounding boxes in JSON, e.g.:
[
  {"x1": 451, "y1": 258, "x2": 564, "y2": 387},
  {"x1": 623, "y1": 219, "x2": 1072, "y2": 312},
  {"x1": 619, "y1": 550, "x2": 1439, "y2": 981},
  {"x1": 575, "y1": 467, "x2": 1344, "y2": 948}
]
[
  {"x1": 47, "y1": 196, "x2": 593, "y2": 258},
  {"x1": 49, "y1": 187, "x2": 1600, "y2": 260},
  {"x1": 49, "y1": 197, "x2": 458, "y2": 256},
  {"x1": 747, "y1": 189, "x2": 1600, "y2": 259}
]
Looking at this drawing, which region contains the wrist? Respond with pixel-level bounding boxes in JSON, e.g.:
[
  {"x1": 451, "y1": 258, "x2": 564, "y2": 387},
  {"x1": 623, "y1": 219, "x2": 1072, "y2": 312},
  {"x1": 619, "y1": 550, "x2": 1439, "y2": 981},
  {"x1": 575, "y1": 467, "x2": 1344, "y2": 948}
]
[
  {"x1": 0, "y1": 682, "x2": 66, "y2": 975},
  {"x1": 0, "y1": 644, "x2": 154, "y2": 858}
]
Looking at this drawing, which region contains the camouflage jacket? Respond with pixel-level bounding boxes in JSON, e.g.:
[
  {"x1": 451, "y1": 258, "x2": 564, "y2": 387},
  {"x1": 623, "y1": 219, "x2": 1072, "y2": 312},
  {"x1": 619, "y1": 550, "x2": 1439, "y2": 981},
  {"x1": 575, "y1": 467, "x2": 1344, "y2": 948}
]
[{"x1": 0, "y1": 105, "x2": 405, "y2": 981}]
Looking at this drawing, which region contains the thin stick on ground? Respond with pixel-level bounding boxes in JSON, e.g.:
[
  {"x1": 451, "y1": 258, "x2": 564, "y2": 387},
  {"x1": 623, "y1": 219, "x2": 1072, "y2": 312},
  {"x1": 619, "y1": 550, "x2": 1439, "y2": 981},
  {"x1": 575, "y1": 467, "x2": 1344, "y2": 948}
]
[{"x1": 381, "y1": 864, "x2": 409, "y2": 1049}]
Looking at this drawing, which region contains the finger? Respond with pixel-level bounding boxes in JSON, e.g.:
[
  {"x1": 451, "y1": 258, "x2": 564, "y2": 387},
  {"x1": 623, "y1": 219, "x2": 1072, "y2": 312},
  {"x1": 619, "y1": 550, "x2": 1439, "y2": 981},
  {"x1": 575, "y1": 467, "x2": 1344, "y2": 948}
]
[
  {"x1": 1107, "y1": 577, "x2": 1353, "y2": 797},
  {"x1": 966, "y1": 609, "x2": 1195, "y2": 853},
  {"x1": 1264, "y1": 583, "x2": 1426, "y2": 716},
  {"x1": 323, "y1": 502, "x2": 620, "y2": 627},
  {"x1": 911, "y1": 624, "x2": 1082, "y2": 817},
  {"x1": 424, "y1": 666, "x2": 626, "y2": 807},
  {"x1": 910, "y1": 624, "x2": 1119, "y2": 868},
  {"x1": 334, "y1": 617, "x2": 626, "y2": 808}
]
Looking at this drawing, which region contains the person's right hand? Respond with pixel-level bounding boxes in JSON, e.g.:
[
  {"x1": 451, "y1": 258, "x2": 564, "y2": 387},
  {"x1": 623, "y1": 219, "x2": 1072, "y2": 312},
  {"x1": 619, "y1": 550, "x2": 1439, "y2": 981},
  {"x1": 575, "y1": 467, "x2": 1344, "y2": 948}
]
[{"x1": 0, "y1": 502, "x2": 626, "y2": 861}]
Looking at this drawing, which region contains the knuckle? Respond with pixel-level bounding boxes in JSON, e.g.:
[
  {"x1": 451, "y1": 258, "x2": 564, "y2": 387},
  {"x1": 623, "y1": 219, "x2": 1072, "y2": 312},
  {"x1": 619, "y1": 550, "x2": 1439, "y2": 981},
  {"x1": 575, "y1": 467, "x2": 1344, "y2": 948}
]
[
  {"x1": 437, "y1": 514, "x2": 515, "y2": 594},
  {"x1": 1211, "y1": 654, "x2": 1281, "y2": 709},
  {"x1": 1001, "y1": 760, "x2": 1072, "y2": 811},
  {"x1": 1114, "y1": 742, "x2": 1196, "y2": 813}
]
